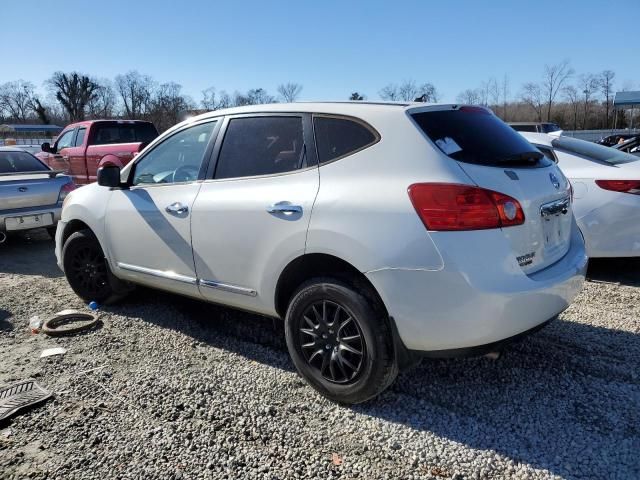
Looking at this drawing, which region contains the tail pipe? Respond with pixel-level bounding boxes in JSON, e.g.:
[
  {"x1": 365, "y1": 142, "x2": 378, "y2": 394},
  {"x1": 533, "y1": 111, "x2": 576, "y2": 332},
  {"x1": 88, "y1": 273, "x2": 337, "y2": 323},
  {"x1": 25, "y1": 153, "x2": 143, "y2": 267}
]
[{"x1": 0, "y1": 232, "x2": 6, "y2": 244}]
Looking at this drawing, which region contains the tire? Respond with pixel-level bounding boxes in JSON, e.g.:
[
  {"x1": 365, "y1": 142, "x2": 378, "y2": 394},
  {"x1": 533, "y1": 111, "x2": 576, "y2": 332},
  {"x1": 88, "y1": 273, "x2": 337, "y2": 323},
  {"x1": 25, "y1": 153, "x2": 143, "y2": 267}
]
[
  {"x1": 284, "y1": 277, "x2": 398, "y2": 404},
  {"x1": 62, "y1": 229, "x2": 131, "y2": 304}
]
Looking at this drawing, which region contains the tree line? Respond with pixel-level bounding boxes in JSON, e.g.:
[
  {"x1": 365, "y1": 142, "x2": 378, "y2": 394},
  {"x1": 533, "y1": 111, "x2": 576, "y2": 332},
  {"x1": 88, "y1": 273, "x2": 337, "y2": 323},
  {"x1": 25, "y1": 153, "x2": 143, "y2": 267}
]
[{"x1": 0, "y1": 62, "x2": 637, "y2": 132}]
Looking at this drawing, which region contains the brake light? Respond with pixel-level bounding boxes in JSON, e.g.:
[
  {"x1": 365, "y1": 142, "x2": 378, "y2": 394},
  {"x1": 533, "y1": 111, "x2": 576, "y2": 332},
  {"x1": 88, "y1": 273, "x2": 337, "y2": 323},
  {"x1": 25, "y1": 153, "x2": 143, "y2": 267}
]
[
  {"x1": 595, "y1": 180, "x2": 640, "y2": 194},
  {"x1": 58, "y1": 182, "x2": 76, "y2": 203},
  {"x1": 408, "y1": 183, "x2": 525, "y2": 231}
]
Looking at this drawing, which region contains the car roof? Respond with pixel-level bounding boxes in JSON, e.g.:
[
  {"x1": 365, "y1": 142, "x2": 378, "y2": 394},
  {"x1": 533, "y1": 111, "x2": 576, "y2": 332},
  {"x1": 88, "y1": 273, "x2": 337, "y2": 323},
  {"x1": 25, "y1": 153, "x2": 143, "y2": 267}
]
[
  {"x1": 0, "y1": 146, "x2": 27, "y2": 152},
  {"x1": 518, "y1": 131, "x2": 555, "y2": 146}
]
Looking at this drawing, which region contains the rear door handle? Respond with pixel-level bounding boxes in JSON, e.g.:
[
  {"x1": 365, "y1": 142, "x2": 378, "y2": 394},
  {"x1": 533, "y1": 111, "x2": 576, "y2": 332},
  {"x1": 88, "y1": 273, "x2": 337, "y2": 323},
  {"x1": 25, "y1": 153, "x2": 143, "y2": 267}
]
[
  {"x1": 165, "y1": 202, "x2": 189, "y2": 215},
  {"x1": 267, "y1": 202, "x2": 302, "y2": 215}
]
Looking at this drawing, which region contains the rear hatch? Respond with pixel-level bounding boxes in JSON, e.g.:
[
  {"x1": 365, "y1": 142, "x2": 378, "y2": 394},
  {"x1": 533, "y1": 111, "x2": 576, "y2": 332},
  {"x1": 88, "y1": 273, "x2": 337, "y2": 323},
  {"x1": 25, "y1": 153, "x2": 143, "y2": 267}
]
[
  {"x1": 0, "y1": 150, "x2": 64, "y2": 209},
  {"x1": 411, "y1": 106, "x2": 573, "y2": 274}
]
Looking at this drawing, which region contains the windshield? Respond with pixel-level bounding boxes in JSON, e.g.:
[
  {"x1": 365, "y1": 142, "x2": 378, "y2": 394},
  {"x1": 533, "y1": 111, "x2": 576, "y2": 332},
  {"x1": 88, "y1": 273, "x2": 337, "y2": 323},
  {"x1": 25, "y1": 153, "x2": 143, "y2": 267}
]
[
  {"x1": 0, "y1": 151, "x2": 50, "y2": 173},
  {"x1": 552, "y1": 136, "x2": 639, "y2": 165},
  {"x1": 412, "y1": 107, "x2": 548, "y2": 167},
  {"x1": 542, "y1": 123, "x2": 562, "y2": 133}
]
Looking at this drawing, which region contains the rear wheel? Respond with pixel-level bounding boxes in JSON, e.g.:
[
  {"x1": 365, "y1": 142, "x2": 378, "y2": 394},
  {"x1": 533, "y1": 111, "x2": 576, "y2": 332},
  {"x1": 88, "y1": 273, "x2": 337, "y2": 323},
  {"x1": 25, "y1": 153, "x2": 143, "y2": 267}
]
[
  {"x1": 62, "y1": 229, "x2": 131, "y2": 304},
  {"x1": 284, "y1": 278, "x2": 397, "y2": 404}
]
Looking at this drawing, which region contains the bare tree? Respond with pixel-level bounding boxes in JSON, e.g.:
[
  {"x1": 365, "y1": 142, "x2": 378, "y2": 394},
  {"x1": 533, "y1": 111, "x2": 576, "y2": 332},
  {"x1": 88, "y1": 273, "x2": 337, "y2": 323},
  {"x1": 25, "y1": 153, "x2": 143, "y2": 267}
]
[
  {"x1": 277, "y1": 83, "x2": 303, "y2": 102},
  {"x1": 0, "y1": 80, "x2": 36, "y2": 121},
  {"x1": 115, "y1": 71, "x2": 154, "y2": 118},
  {"x1": 379, "y1": 84, "x2": 400, "y2": 101},
  {"x1": 349, "y1": 92, "x2": 365, "y2": 101},
  {"x1": 87, "y1": 79, "x2": 117, "y2": 119},
  {"x1": 579, "y1": 74, "x2": 599, "y2": 129},
  {"x1": 48, "y1": 72, "x2": 99, "y2": 122},
  {"x1": 414, "y1": 83, "x2": 439, "y2": 102},
  {"x1": 562, "y1": 85, "x2": 580, "y2": 130},
  {"x1": 456, "y1": 88, "x2": 482, "y2": 105},
  {"x1": 599, "y1": 70, "x2": 615, "y2": 129},
  {"x1": 501, "y1": 74, "x2": 510, "y2": 120},
  {"x1": 380, "y1": 80, "x2": 438, "y2": 102},
  {"x1": 149, "y1": 82, "x2": 195, "y2": 131},
  {"x1": 30, "y1": 97, "x2": 50, "y2": 124},
  {"x1": 232, "y1": 88, "x2": 275, "y2": 106},
  {"x1": 541, "y1": 60, "x2": 574, "y2": 121},
  {"x1": 201, "y1": 87, "x2": 232, "y2": 111},
  {"x1": 521, "y1": 82, "x2": 545, "y2": 121}
]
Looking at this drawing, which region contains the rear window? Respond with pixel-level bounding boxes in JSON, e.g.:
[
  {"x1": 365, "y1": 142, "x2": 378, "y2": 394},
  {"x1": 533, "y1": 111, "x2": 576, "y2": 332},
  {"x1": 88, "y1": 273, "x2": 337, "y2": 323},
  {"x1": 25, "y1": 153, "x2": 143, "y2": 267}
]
[
  {"x1": 314, "y1": 116, "x2": 378, "y2": 163},
  {"x1": 91, "y1": 123, "x2": 158, "y2": 146},
  {"x1": 542, "y1": 123, "x2": 562, "y2": 133},
  {"x1": 510, "y1": 124, "x2": 537, "y2": 132},
  {"x1": 412, "y1": 108, "x2": 547, "y2": 167},
  {"x1": 0, "y1": 151, "x2": 49, "y2": 173},
  {"x1": 552, "y1": 136, "x2": 639, "y2": 165}
]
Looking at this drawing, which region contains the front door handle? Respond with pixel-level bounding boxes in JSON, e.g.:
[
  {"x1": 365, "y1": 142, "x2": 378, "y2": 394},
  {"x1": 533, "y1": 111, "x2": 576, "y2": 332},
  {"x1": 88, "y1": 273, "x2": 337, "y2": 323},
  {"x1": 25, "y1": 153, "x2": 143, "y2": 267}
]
[
  {"x1": 267, "y1": 202, "x2": 303, "y2": 215},
  {"x1": 166, "y1": 202, "x2": 189, "y2": 215}
]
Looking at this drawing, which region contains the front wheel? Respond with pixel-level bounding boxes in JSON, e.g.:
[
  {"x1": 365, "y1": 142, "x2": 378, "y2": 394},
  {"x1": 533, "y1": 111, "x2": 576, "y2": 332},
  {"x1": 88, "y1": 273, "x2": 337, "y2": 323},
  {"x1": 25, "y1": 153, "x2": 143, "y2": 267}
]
[
  {"x1": 284, "y1": 278, "x2": 397, "y2": 404},
  {"x1": 62, "y1": 229, "x2": 131, "y2": 304}
]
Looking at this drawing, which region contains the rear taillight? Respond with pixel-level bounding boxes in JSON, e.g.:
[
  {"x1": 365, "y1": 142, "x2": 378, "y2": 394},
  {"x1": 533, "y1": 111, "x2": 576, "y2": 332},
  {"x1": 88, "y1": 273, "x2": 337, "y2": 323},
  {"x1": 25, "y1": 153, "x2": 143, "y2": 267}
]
[
  {"x1": 408, "y1": 183, "x2": 525, "y2": 231},
  {"x1": 58, "y1": 182, "x2": 76, "y2": 203},
  {"x1": 595, "y1": 180, "x2": 640, "y2": 194}
]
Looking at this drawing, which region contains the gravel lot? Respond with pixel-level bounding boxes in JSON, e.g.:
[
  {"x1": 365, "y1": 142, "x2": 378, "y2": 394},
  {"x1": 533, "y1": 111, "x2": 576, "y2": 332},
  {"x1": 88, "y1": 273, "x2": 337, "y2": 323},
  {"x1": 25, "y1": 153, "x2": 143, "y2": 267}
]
[{"x1": 1, "y1": 230, "x2": 639, "y2": 480}]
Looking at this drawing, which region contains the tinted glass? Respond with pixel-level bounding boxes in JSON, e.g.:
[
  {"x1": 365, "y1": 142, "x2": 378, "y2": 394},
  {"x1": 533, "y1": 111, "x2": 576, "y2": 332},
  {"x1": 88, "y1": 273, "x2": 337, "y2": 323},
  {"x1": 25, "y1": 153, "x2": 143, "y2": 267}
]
[
  {"x1": 0, "y1": 151, "x2": 49, "y2": 173},
  {"x1": 92, "y1": 123, "x2": 158, "y2": 145},
  {"x1": 542, "y1": 123, "x2": 562, "y2": 133},
  {"x1": 510, "y1": 124, "x2": 537, "y2": 132},
  {"x1": 215, "y1": 117, "x2": 305, "y2": 179},
  {"x1": 56, "y1": 130, "x2": 75, "y2": 149},
  {"x1": 413, "y1": 109, "x2": 547, "y2": 167},
  {"x1": 552, "y1": 136, "x2": 638, "y2": 165},
  {"x1": 536, "y1": 145, "x2": 557, "y2": 162},
  {"x1": 314, "y1": 117, "x2": 377, "y2": 163},
  {"x1": 132, "y1": 121, "x2": 215, "y2": 185},
  {"x1": 75, "y1": 127, "x2": 86, "y2": 146}
]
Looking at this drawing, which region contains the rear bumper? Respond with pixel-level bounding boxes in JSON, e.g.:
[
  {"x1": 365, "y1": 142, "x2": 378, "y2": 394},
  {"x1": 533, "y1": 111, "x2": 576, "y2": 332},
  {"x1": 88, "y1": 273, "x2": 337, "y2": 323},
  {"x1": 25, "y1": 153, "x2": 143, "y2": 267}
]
[
  {"x1": 0, "y1": 204, "x2": 61, "y2": 233},
  {"x1": 366, "y1": 224, "x2": 587, "y2": 352}
]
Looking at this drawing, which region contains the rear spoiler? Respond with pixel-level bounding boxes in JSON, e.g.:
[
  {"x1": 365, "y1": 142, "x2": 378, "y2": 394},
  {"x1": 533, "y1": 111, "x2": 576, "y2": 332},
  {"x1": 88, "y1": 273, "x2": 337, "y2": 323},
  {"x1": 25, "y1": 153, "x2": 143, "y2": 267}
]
[{"x1": 0, "y1": 170, "x2": 66, "y2": 179}]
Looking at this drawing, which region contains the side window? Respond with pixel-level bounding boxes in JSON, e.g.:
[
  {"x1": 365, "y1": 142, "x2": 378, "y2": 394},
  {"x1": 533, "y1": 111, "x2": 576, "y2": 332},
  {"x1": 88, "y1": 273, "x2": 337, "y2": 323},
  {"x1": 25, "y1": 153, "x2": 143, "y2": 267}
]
[
  {"x1": 313, "y1": 116, "x2": 378, "y2": 163},
  {"x1": 536, "y1": 145, "x2": 557, "y2": 163},
  {"x1": 74, "y1": 127, "x2": 86, "y2": 147},
  {"x1": 215, "y1": 116, "x2": 305, "y2": 179},
  {"x1": 55, "y1": 130, "x2": 75, "y2": 150},
  {"x1": 132, "y1": 121, "x2": 216, "y2": 185}
]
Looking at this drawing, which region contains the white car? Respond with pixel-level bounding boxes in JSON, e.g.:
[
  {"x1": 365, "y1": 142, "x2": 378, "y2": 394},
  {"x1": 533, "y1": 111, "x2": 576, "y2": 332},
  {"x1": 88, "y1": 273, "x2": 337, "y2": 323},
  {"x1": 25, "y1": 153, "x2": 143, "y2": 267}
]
[
  {"x1": 520, "y1": 132, "x2": 640, "y2": 258},
  {"x1": 55, "y1": 103, "x2": 587, "y2": 403}
]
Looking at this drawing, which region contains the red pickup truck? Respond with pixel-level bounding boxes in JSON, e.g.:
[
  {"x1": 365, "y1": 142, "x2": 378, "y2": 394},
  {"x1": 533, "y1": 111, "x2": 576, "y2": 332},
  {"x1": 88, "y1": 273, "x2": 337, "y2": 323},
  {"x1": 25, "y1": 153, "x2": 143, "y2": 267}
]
[{"x1": 37, "y1": 120, "x2": 158, "y2": 185}]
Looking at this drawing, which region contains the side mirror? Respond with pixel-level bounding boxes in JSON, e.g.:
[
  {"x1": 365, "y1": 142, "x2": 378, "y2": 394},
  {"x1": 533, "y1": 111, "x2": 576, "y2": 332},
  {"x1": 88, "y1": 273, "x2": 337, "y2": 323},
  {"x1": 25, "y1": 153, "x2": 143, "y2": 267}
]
[
  {"x1": 41, "y1": 142, "x2": 52, "y2": 153},
  {"x1": 97, "y1": 165, "x2": 122, "y2": 188}
]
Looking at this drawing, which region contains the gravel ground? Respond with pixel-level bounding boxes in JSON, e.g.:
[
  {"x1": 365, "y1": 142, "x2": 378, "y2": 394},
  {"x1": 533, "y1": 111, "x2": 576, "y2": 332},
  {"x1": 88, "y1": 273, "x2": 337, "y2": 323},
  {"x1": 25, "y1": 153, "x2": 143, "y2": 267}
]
[{"x1": 1, "y1": 230, "x2": 639, "y2": 480}]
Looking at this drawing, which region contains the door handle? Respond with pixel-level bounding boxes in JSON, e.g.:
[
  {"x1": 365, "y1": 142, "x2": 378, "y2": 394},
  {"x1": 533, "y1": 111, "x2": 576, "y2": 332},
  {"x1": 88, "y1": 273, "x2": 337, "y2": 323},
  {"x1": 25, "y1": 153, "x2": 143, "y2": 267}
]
[
  {"x1": 165, "y1": 202, "x2": 189, "y2": 215},
  {"x1": 267, "y1": 202, "x2": 303, "y2": 215}
]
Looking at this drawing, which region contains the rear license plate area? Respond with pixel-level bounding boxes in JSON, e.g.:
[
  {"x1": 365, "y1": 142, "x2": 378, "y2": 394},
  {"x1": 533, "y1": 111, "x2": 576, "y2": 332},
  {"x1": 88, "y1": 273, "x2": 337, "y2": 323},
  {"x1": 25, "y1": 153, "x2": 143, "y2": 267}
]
[
  {"x1": 5, "y1": 213, "x2": 54, "y2": 231},
  {"x1": 540, "y1": 197, "x2": 570, "y2": 253}
]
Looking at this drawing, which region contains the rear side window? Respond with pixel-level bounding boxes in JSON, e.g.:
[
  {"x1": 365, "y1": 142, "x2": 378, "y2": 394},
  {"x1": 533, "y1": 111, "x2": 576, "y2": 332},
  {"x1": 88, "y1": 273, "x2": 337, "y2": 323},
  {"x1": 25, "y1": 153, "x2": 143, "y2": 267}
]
[
  {"x1": 412, "y1": 108, "x2": 548, "y2": 168},
  {"x1": 314, "y1": 116, "x2": 378, "y2": 163},
  {"x1": 74, "y1": 127, "x2": 86, "y2": 146},
  {"x1": 0, "y1": 151, "x2": 49, "y2": 173},
  {"x1": 91, "y1": 123, "x2": 158, "y2": 145},
  {"x1": 215, "y1": 116, "x2": 305, "y2": 179},
  {"x1": 510, "y1": 124, "x2": 536, "y2": 132}
]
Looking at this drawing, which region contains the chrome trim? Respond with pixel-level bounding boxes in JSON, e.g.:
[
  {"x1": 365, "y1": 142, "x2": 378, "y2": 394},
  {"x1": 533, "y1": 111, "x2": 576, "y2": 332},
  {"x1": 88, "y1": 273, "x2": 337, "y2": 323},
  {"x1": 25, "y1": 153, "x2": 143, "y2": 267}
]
[
  {"x1": 198, "y1": 279, "x2": 257, "y2": 297},
  {"x1": 117, "y1": 262, "x2": 198, "y2": 285},
  {"x1": 540, "y1": 197, "x2": 570, "y2": 218}
]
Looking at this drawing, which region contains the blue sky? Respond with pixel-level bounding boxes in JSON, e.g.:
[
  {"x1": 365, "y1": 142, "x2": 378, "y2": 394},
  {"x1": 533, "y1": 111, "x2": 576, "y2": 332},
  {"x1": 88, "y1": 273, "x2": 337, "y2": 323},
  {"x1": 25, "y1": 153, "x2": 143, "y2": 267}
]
[{"x1": 2, "y1": 0, "x2": 638, "y2": 103}]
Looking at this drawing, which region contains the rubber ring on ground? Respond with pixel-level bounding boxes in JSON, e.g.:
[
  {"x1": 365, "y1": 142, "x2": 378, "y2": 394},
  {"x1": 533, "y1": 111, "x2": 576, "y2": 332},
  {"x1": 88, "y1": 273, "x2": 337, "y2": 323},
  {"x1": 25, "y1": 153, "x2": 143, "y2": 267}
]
[{"x1": 41, "y1": 313, "x2": 99, "y2": 336}]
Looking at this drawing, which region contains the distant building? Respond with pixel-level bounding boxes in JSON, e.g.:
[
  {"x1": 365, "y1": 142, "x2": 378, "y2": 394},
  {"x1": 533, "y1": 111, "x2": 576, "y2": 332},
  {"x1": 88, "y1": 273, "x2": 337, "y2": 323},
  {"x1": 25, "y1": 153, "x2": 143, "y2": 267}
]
[{"x1": 0, "y1": 124, "x2": 63, "y2": 135}]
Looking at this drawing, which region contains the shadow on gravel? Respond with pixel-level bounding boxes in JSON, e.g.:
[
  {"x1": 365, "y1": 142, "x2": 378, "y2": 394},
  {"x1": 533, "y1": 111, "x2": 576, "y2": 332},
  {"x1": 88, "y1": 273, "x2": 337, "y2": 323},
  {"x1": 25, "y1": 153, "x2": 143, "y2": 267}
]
[
  {"x1": 0, "y1": 308, "x2": 11, "y2": 331},
  {"x1": 107, "y1": 287, "x2": 640, "y2": 479},
  {"x1": 587, "y1": 257, "x2": 640, "y2": 287},
  {"x1": 0, "y1": 229, "x2": 61, "y2": 278}
]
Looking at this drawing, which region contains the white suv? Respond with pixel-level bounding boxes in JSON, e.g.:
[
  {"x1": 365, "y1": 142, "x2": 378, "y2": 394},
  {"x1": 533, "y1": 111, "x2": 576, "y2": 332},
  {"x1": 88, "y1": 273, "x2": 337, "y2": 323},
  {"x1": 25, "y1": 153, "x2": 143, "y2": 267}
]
[{"x1": 55, "y1": 102, "x2": 587, "y2": 403}]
